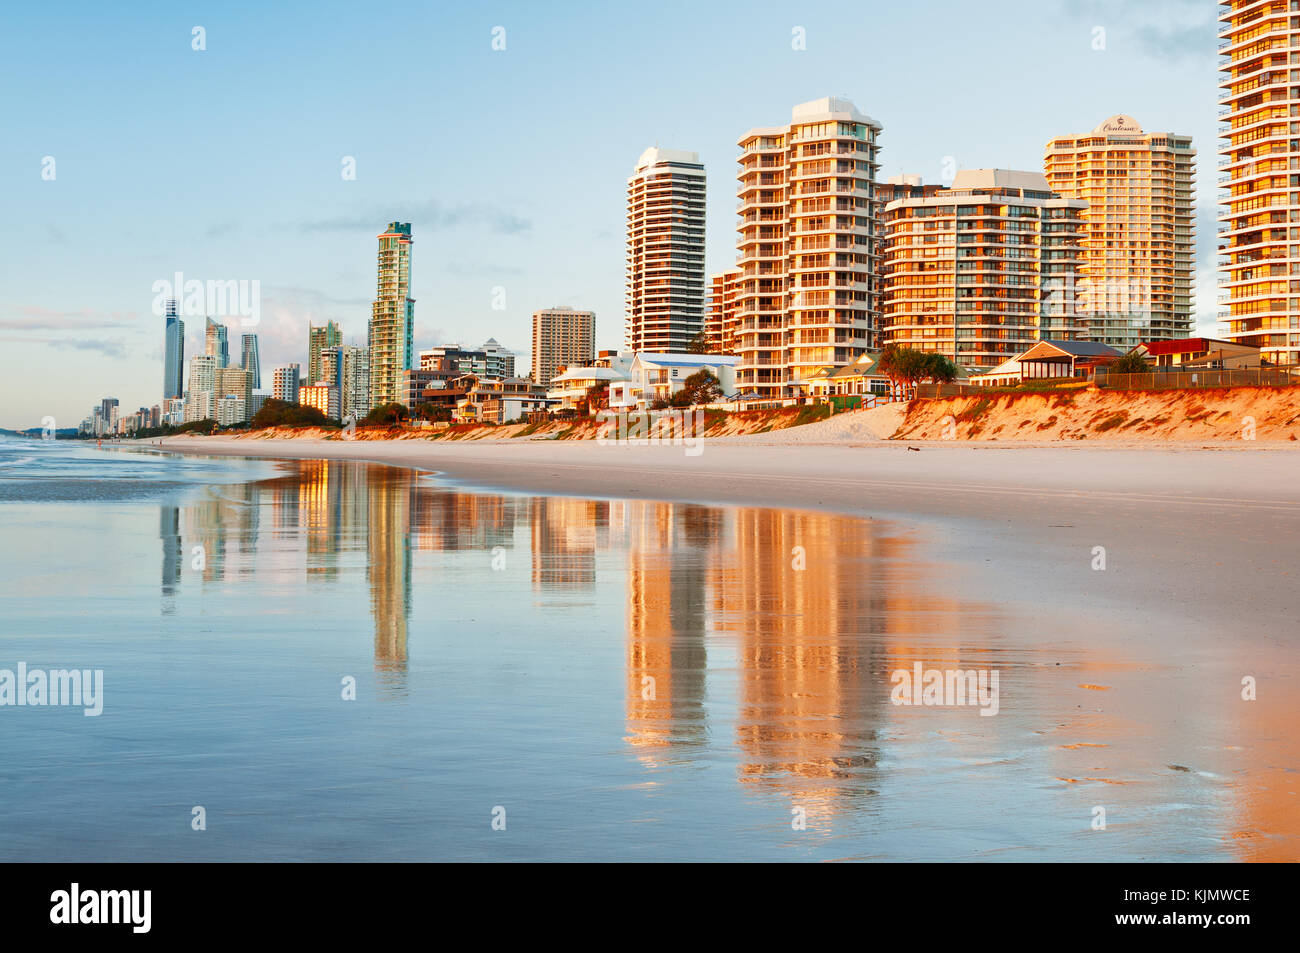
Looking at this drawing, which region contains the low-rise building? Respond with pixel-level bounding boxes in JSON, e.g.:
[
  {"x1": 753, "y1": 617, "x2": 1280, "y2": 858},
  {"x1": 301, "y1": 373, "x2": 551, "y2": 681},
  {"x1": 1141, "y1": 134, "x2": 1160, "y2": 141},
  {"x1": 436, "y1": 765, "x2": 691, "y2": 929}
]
[
  {"x1": 608, "y1": 353, "x2": 739, "y2": 409},
  {"x1": 547, "y1": 366, "x2": 631, "y2": 413},
  {"x1": 456, "y1": 377, "x2": 550, "y2": 424},
  {"x1": 1014, "y1": 340, "x2": 1120, "y2": 381},
  {"x1": 1130, "y1": 337, "x2": 1260, "y2": 369}
]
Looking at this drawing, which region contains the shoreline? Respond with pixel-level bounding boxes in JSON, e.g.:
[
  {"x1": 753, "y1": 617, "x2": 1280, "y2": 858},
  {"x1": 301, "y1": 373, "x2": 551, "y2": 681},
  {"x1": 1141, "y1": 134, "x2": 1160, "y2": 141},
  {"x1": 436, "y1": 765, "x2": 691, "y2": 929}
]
[
  {"x1": 101, "y1": 434, "x2": 1300, "y2": 857},
  {"x1": 147, "y1": 435, "x2": 1300, "y2": 638}
]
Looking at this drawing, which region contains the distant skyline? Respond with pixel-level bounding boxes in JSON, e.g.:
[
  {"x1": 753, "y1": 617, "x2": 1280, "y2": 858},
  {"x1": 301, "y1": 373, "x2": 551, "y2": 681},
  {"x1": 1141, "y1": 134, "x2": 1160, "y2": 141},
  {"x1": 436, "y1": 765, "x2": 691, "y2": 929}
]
[{"x1": 1, "y1": 0, "x2": 1222, "y2": 427}]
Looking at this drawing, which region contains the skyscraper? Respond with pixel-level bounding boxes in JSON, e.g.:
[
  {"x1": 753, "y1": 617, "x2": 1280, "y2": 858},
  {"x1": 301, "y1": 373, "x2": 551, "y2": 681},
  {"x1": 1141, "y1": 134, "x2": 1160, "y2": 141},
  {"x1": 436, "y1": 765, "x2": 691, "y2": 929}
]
[
  {"x1": 163, "y1": 298, "x2": 184, "y2": 401},
  {"x1": 531, "y1": 306, "x2": 595, "y2": 386},
  {"x1": 307, "y1": 320, "x2": 341, "y2": 386},
  {"x1": 1218, "y1": 3, "x2": 1300, "y2": 366},
  {"x1": 369, "y1": 222, "x2": 415, "y2": 408},
  {"x1": 881, "y1": 170, "x2": 1087, "y2": 367},
  {"x1": 1045, "y1": 116, "x2": 1196, "y2": 349},
  {"x1": 735, "y1": 98, "x2": 883, "y2": 402},
  {"x1": 240, "y1": 333, "x2": 262, "y2": 390},
  {"x1": 625, "y1": 147, "x2": 707, "y2": 352},
  {"x1": 272, "y1": 363, "x2": 301, "y2": 404},
  {"x1": 205, "y1": 318, "x2": 229, "y2": 368}
]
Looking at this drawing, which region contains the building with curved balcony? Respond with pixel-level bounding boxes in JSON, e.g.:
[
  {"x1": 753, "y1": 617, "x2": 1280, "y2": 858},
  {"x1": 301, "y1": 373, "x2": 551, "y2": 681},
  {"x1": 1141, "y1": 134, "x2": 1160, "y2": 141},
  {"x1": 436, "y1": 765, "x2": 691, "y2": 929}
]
[
  {"x1": 1217, "y1": 0, "x2": 1300, "y2": 366},
  {"x1": 734, "y1": 97, "x2": 882, "y2": 401}
]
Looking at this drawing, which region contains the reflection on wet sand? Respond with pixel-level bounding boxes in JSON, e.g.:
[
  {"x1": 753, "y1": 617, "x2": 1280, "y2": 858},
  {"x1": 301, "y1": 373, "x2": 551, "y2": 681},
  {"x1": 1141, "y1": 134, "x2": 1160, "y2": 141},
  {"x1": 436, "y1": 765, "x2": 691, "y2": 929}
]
[{"x1": 154, "y1": 458, "x2": 1296, "y2": 858}]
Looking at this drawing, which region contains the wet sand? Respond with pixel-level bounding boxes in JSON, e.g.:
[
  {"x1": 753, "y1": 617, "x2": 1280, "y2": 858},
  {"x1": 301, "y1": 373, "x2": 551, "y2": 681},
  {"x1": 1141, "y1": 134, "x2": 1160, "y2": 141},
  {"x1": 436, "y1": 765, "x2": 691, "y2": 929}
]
[
  {"x1": 154, "y1": 437, "x2": 1300, "y2": 634},
  {"x1": 142, "y1": 436, "x2": 1300, "y2": 859}
]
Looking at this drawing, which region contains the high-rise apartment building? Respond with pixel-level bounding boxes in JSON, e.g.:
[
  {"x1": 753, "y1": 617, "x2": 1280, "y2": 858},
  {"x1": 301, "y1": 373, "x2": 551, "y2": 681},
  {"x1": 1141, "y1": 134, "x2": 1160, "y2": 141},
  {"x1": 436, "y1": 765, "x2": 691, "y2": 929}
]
[
  {"x1": 321, "y1": 344, "x2": 370, "y2": 422},
  {"x1": 369, "y1": 222, "x2": 415, "y2": 408},
  {"x1": 735, "y1": 97, "x2": 883, "y2": 401},
  {"x1": 1218, "y1": 2, "x2": 1300, "y2": 366},
  {"x1": 478, "y1": 338, "x2": 516, "y2": 379},
  {"x1": 531, "y1": 306, "x2": 595, "y2": 385},
  {"x1": 625, "y1": 147, "x2": 707, "y2": 352},
  {"x1": 240, "y1": 333, "x2": 262, "y2": 390},
  {"x1": 205, "y1": 318, "x2": 229, "y2": 368},
  {"x1": 308, "y1": 320, "x2": 341, "y2": 386},
  {"x1": 185, "y1": 355, "x2": 217, "y2": 422},
  {"x1": 100, "y1": 398, "x2": 119, "y2": 432},
  {"x1": 272, "y1": 363, "x2": 301, "y2": 404},
  {"x1": 163, "y1": 298, "x2": 184, "y2": 401},
  {"x1": 1045, "y1": 115, "x2": 1196, "y2": 349},
  {"x1": 299, "y1": 383, "x2": 341, "y2": 420},
  {"x1": 704, "y1": 268, "x2": 742, "y2": 354},
  {"x1": 881, "y1": 169, "x2": 1087, "y2": 368},
  {"x1": 217, "y1": 366, "x2": 252, "y2": 422}
]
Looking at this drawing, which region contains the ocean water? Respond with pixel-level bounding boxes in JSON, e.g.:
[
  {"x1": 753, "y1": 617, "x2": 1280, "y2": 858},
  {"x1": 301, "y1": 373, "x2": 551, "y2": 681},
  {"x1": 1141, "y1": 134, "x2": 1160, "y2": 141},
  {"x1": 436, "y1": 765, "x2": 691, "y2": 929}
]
[{"x1": 0, "y1": 437, "x2": 1293, "y2": 861}]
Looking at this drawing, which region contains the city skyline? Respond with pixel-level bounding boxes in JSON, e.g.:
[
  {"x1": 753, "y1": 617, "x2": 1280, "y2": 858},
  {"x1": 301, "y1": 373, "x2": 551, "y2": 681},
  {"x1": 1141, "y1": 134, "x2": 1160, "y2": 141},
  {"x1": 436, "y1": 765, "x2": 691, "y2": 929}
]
[{"x1": 1, "y1": 0, "x2": 1222, "y2": 427}]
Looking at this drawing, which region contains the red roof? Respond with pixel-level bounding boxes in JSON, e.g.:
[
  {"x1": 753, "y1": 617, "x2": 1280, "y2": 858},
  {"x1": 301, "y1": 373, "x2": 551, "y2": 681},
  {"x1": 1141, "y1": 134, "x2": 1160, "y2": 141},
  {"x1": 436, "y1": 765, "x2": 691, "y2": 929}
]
[{"x1": 1140, "y1": 338, "x2": 1212, "y2": 356}]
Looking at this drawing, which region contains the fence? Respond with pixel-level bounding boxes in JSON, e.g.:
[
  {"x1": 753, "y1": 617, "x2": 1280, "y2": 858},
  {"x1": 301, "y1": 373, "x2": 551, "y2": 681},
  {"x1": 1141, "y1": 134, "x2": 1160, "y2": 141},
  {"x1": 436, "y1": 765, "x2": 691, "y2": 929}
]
[
  {"x1": 914, "y1": 383, "x2": 983, "y2": 399},
  {"x1": 1095, "y1": 366, "x2": 1299, "y2": 391}
]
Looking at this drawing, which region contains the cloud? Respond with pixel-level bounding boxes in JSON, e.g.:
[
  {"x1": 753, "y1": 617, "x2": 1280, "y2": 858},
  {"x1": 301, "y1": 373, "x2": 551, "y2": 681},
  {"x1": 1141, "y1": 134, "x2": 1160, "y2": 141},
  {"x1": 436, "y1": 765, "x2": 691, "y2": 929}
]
[
  {"x1": 1058, "y1": 0, "x2": 1217, "y2": 60},
  {"x1": 298, "y1": 199, "x2": 532, "y2": 236},
  {"x1": 0, "y1": 306, "x2": 141, "y2": 331},
  {"x1": 6, "y1": 336, "x2": 131, "y2": 358}
]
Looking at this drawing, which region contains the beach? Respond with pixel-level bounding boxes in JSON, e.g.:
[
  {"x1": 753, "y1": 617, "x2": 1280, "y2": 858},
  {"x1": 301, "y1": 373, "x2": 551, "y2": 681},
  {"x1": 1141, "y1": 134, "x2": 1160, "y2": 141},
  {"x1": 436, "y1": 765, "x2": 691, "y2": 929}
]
[
  {"x1": 157, "y1": 432, "x2": 1300, "y2": 638},
  {"x1": 9, "y1": 433, "x2": 1291, "y2": 860}
]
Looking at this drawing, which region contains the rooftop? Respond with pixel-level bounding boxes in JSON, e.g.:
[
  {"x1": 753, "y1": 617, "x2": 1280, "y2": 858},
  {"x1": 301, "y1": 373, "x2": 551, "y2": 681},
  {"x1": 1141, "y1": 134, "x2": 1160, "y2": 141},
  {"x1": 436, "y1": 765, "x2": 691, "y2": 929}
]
[{"x1": 950, "y1": 169, "x2": 1051, "y2": 192}]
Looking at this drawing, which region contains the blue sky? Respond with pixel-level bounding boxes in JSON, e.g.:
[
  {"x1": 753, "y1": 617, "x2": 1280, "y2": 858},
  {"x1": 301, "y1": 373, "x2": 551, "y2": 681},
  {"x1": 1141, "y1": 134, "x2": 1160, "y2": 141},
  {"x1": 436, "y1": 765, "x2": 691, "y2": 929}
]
[{"x1": 1, "y1": 0, "x2": 1221, "y2": 427}]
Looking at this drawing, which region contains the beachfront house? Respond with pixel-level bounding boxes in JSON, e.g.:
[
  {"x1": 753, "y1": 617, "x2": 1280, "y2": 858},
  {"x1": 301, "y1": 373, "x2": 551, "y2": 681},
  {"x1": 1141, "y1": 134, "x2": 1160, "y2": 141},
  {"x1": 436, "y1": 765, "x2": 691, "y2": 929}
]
[
  {"x1": 1012, "y1": 340, "x2": 1120, "y2": 381},
  {"x1": 608, "y1": 353, "x2": 739, "y2": 410},
  {"x1": 1130, "y1": 338, "x2": 1261, "y2": 369},
  {"x1": 456, "y1": 377, "x2": 550, "y2": 424}
]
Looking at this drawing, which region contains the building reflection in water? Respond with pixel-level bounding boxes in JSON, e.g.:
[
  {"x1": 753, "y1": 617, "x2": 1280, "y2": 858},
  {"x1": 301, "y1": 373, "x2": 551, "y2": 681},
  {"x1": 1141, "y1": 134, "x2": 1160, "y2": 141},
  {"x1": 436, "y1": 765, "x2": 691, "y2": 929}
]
[
  {"x1": 155, "y1": 459, "x2": 1294, "y2": 853},
  {"x1": 154, "y1": 462, "x2": 951, "y2": 814}
]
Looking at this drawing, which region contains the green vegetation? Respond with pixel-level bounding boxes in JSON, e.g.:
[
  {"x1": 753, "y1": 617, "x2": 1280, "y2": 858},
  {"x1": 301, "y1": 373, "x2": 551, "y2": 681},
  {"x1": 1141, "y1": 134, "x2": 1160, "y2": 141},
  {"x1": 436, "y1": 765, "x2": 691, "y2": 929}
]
[
  {"x1": 1109, "y1": 351, "x2": 1152, "y2": 375},
  {"x1": 677, "y1": 369, "x2": 723, "y2": 406},
  {"x1": 1094, "y1": 411, "x2": 1129, "y2": 432},
  {"x1": 250, "y1": 399, "x2": 339, "y2": 430},
  {"x1": 956, "y1": 398, "x2": 993, "y2": 422},
  {"x1": 410, "y1": 402, "x2": 452, "y2": 423},
  {"x1": 792, "y1": 404, "x2": 832, "y2": 427},
  {"x1": 358, "y1": 402, "x2": 407, "y2": 427},
  {"x1": 686, "y1": 331, "x2": 711, "y2": 354},
  {"x1": 877, "y1": 346, "x2": 959, "y2": 399}
]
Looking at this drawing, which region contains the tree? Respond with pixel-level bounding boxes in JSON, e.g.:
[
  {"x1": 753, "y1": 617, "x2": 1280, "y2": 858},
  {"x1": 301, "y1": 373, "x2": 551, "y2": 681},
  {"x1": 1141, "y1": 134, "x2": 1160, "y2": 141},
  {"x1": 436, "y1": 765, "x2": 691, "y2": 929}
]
[
  {"x1": 250, "y1": 399, "x2": 338, "y2": 430},
  {"x1": 687, "y1": 331, "x2": 712, "y2": 355},
  {"x1": 1110, "y1": 351, "x2": 1152, "y2": 375},
  {"x1": 359, "y1": 402, "x2": 408, "y2": 427},
  {"x1": 411, "y1": 402, "x2": 452, "y2": 423},
  {"x1": 877, "y1": 347, "x2": 958, "y2": 400},
  {"x1": 678, "y1": 368, "x2": 722, "y2": 406},
  {"x1": 581, "y1": 380, "x2": 610, "y2": 415},
  {"x1": 921, "y1": 352, "x2": 959, "y2": 384}
]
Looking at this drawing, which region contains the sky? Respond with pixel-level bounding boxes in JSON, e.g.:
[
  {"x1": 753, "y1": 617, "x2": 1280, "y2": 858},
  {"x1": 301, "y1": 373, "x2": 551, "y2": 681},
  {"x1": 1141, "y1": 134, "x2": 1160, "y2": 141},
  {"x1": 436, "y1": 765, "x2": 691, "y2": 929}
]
[{"x1": 0, "y1": 0, "x2": 1223, "y2": 428}]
